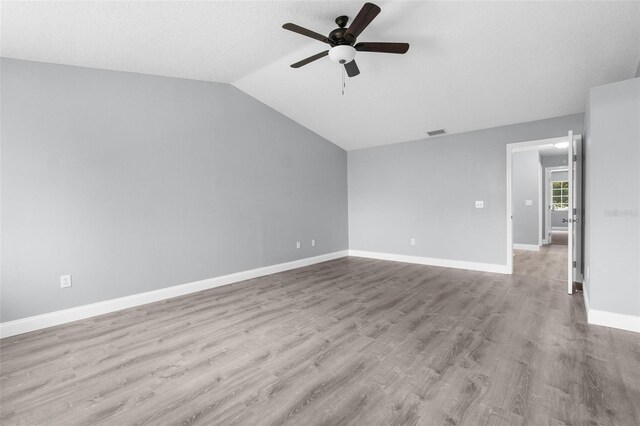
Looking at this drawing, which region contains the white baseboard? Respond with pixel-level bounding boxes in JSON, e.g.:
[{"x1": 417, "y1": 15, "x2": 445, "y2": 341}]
[
  {"x1": 12, "y1": 248, "x2": 635, "y2": 337},
  {"x1": 0, "y1": 250, "x2": 349, "y2": 339},
  {"x1": 583, "y1": 283, "x2": 640, "y2": 333},
  {"x1": 587, "y1": 309, "x2": 640, "y2": 333},
  {"x1": 513, "y1": 244, "x2": 540, "y2": 251},
  {"x1": 348, "y1": 250, "x2": 508, "y2": 274}
]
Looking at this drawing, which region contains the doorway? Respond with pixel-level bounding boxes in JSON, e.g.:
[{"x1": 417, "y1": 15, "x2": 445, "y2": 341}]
[
  {"x1": 544, "y1": 167, "x2": 569, "y2": 246},
  {"x1": 506, "y1": 132, "x2": 583, "y2": 294}
]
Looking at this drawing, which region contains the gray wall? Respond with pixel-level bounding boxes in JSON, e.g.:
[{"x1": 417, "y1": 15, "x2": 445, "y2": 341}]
[
  {"x1": 0, "y1": 59, "x2": 348, "y2": 322},
  {"x1": 512, "y1": 151, "x2": 540, "y2": 246},
  {"x1": 348, "y1": 113, "x2": 584, "y2": 266},
  {"x1": 584, "y1": 77, "x2": 640, "y2": 317},
  {"x1": 551, "y1": 211, "x2": 568, "y2": 228}
]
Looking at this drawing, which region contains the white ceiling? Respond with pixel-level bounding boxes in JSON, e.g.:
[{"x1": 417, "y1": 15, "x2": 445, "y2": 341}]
[{"x1": 3, "y1": 1, "x2": 640, "y2": 151}]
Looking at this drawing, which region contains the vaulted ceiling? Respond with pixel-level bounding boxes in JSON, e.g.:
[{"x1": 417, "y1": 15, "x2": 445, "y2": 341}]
[{"x1": 3, "y1": 1, "x2": 639, "y2": 150}]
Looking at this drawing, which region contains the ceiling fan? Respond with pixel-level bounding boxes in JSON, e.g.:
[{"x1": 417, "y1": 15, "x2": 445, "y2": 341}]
[{"x1": 282, "y1": 2, "x2": 409, "y2": 77}]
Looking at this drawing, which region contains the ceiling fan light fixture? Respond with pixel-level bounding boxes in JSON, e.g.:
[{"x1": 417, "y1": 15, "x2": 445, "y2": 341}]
[{"x1": 328, "y1": 45, "x2": 356, "y2": 64}]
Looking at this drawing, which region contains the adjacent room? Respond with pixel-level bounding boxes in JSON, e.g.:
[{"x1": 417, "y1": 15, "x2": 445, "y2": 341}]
[
  {"x1": 510, "y1": 141, "x2": 573, "y2": 282},
  {"x1": 1, "y1": 1, "x2": 639, "y2": 425}
]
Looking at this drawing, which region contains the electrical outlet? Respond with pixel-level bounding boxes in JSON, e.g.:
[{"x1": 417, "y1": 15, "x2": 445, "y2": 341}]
[
  {"x1": 410, "y1": 238, "x2": 416, "y2": 246},
  {"x1": 311, "y1": 239, "x2": 316, "y2": 247},
  {"x1": 60, "y1": 274, "x2": 72, "y2": 289},
  {"x1": 475, "y1": 201, "x2": 484, "y2": 208},
  {"x1": 296, "y1": 241, "x2": 301, "y2": 249}
]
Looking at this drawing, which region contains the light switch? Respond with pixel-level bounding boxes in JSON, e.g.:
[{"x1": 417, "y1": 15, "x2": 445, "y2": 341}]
[
  {"x1": 475, "y1": 201, "x2": 484, "y2": 208},
  {"x1": 525, "y1": 200, "x2": 533, "y2": 206}
]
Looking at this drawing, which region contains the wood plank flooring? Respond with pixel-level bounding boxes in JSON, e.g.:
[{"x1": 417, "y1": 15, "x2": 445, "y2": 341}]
[
  {"x1": 1, "y1": 249, "x2": 639, "y2": 425},
  {"x1": 551, "y1": 230, "x2": 568, "y2": 246}
]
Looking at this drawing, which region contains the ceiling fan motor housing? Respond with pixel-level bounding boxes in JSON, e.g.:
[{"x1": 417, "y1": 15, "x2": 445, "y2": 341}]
[
  {"x1": 329, "y1": 45, "x2": 356, "y2": 64},
  {"x1": 329, "y1": 23, "x2": 356, "y2": 46}
]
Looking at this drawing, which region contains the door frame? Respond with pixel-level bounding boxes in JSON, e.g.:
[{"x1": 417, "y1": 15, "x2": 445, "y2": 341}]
[
  {"x1": 544, "y1": 166, "x2": 569, "y2": 244},
  {"x1": 506, "y1": 135, "x2": 571, "y2": 275},
  {"x1": 569, "y1": 134, "x2": 584, "y2": 289}
]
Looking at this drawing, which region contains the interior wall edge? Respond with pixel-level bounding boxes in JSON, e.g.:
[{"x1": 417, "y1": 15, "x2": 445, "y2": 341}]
[{"x1": 583, "y1": 281, "x2": 590, "y2": 314}]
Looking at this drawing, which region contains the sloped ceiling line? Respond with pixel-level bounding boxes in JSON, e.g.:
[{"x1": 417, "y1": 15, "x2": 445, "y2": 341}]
[{"x1": 2, "y1": 1, "x2": 639, "y2": 150}]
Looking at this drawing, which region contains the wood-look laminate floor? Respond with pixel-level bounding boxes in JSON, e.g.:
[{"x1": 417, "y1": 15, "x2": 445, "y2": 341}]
[
  {"x1": 551, "y1": 230, "x2": 569, "y2": 246},
  {"x1": 2, "y1": 250, "x2": 639, "y2": 425}
]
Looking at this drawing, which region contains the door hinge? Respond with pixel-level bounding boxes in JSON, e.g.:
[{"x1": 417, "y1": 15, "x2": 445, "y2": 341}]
[
  {"x1": 573, "y1": 208, "x2": 577, "y2": 215},
  {"x1": 573, "y1": 261, "x2": 577, "y2": 267},
  {"x1": 573, "y1": 155, "x2": 577, "y2": 161}
]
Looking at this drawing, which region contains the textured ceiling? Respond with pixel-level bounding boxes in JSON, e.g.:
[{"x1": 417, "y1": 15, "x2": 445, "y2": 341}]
[
  {"x1": 3, "y1": 1, "x2": 640, "y2": 151},
  {"x1": 0, "y1": 1, "x2": 335, "y2": 83}
]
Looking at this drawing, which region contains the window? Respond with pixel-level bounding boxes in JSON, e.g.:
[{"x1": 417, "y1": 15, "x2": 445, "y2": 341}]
[{"x1": 552, "y1": 181, "x2": 569, "y2": 210}]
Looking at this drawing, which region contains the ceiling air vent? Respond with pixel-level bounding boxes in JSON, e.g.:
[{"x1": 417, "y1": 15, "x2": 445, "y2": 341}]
[{"x1": 426, "y1": 129, "x2": 447, "y2": 137}]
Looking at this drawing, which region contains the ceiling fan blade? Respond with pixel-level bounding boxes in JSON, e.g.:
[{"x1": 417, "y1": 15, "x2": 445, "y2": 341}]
[
  {"x1": 355, "y1": 42, "x2": 410, "y2": 54},
  {"x1": 345, "y1": 3, "x2": 381, "y2": 39},
  {"x1": 290, "y1": 50, "x2": 329, "y2": 68},
  {"x1": 282, "y1": 23, "x2": 332, "y2": 45},
  {"x1": 344, "y1": 60, "x2": 360, "y2": 78}
]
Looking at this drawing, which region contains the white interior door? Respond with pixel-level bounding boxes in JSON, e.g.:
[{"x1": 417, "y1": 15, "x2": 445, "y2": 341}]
[
  {"x1": 545, "y1": 170, "x2": 552, "y2": 244},
  {"x1": 567, "y1": 131, "x2": 574, "y2": 294},
  {"x1": 573, "y1": 135, "x2": 583, "y2": 284}
]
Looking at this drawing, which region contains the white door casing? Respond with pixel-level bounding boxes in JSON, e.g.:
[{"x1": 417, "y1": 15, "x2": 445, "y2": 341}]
[{"x1": 566, "y1": 132, "x2": 584, "y2": 293}]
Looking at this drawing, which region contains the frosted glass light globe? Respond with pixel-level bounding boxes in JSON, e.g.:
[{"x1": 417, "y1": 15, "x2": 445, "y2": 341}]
[{"x1": 328, "y1": 45, "x2": 356, "y2": 64}]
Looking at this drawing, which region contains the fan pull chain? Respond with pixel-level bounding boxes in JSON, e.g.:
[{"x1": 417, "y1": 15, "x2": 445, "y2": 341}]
[{"x1": 341, "y1": 66, "x2": 346, "y2": 96}]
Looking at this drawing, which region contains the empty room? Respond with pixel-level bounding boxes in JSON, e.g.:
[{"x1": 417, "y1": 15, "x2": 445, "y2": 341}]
[{"x1": 1, "y1": 1, "x2": 639, "y2": 425}]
